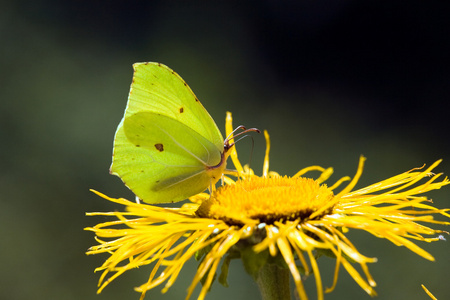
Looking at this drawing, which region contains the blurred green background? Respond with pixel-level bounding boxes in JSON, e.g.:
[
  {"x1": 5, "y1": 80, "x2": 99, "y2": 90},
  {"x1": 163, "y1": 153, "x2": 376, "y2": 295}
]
[{"x1": 2, "y1": 1, "x2": 449, "y2": 299}]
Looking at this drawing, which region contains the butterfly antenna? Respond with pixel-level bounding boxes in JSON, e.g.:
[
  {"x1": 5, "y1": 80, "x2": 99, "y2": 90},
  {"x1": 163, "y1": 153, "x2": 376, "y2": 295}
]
[
  {"x1": 225, "y1": 126, "x2": 260, "y2": 150},
  {"x1": 225, "y1": 125, "x2": 247, "y2": 142},
  {"x1": 232, "y1": 134, "x2": 252, "y2": 145}
]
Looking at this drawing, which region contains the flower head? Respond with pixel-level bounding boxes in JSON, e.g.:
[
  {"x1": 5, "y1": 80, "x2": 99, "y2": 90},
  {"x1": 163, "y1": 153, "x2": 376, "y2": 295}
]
[{"x1": 86, "y1": 112, "x2": 450, "y2": 300}]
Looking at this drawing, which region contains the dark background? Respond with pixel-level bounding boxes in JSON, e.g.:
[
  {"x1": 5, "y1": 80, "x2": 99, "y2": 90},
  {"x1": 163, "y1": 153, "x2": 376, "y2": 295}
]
[{"x1": 1, "y1": 1, "x2": 449, "y2": 299}]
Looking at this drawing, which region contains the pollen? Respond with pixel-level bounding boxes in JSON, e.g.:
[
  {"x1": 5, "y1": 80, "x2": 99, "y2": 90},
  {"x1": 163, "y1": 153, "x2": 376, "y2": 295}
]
[{"x1": 196, "y1": 176, "x2": 335, "y2": 225}]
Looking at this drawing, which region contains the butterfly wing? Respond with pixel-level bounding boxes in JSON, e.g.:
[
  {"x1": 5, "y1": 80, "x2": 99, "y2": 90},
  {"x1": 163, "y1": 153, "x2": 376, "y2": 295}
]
[
  {"x1": 111, "y1": 63, "x2": 225, "y2": 203},
  {"x1": 122, "y1": 62, "x2": 223, "y2": 148}
]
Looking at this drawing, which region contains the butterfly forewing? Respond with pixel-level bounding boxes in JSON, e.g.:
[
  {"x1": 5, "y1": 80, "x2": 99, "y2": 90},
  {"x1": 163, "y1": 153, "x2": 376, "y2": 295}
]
[{"x1": 126, "y1": 62, "x2": 223, "y2": 150}]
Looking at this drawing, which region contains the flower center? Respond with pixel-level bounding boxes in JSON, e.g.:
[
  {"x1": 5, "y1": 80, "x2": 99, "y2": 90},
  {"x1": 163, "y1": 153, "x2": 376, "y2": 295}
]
[{"x1": 196, "y1": 176, "x2": 335, "y2": 225}]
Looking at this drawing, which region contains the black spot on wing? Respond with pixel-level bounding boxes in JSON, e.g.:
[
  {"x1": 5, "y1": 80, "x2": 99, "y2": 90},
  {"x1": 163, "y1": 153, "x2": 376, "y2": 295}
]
[
  {"x1": 179, "y1": 107, "x2": 184, "y2": 113},
  {"x1": 155, "y1": 143, "x2": 164, "y2": 152}
]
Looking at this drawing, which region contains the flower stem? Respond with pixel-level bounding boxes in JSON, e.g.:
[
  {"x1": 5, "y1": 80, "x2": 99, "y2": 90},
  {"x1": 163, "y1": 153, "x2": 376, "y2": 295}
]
[{"x1": 256, "y1": 263, "x2": 291, "y2": 300}]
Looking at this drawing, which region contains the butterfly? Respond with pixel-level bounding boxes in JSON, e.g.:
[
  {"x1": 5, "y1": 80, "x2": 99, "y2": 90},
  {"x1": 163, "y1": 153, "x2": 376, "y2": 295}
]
[{"x1": 110, "y1": 62, "x2": 258, "y2": 203}]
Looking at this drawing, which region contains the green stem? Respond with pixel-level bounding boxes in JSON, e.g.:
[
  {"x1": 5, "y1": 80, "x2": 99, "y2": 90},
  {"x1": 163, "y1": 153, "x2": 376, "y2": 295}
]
[{"x1": 256, "y1": 263, "x2": 291, "y2": 300}]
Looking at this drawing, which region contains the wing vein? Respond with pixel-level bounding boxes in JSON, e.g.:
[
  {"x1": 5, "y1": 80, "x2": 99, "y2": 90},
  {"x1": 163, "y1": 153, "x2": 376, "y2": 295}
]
[
  {"x1": 157, "y1": 169, "x2": 207, "y2": 191},
  {"x1": 153, "y1": 122, "x2": 211, "y2": 166}
]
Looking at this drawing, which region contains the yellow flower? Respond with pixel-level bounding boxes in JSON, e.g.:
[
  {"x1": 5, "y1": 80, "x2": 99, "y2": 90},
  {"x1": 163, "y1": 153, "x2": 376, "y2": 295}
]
[{"x1": 86, "y1": 112, "x2": 450, "y2": 300}]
